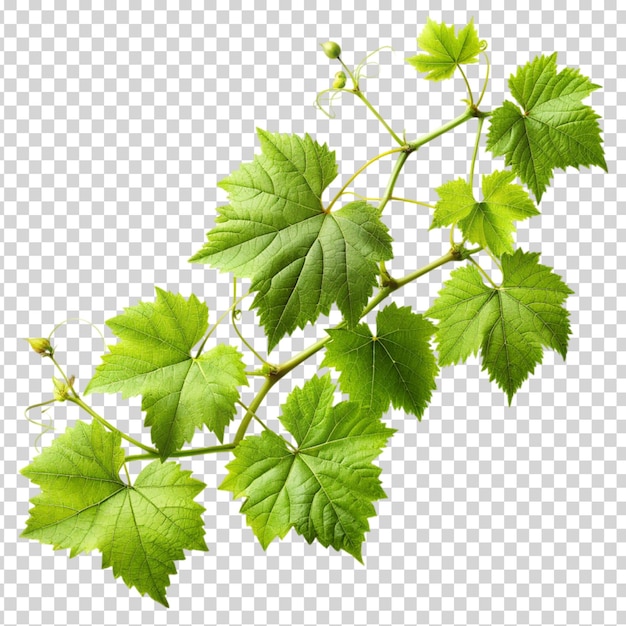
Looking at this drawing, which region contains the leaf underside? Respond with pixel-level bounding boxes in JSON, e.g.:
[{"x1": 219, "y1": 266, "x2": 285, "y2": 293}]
[
  {"x1": 220, "y1": 374, "x2": 395, "y2": 561},
  {"x1": 21, "y1": 420, "x2": 207, "y2": 607}
]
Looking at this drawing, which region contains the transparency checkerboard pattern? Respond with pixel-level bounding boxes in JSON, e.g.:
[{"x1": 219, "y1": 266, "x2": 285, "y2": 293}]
[{"x1": 1, "y1": 1, "x2": 623, "y2": 625}]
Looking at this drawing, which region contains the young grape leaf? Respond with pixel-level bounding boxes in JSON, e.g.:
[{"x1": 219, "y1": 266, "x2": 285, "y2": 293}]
[
  {"x1": 220, "y1": 374, "x2": 394, "y2": 562},
  {"x1": 322, "y1": 303, "x2": 438, "y2": 420},
  {"x1": 406, "y1": 18, "x2": 483, "y2": 81},
  {"x1": 189, "y1": 130, "x2": 393, "y2": 351},
  {"x1": 486, "y1": 53, "x2": 607, "y2": 201},
  {"x1": 21, "y1": 420, "x2": 207, "y2": 607},
  {"x1": 432, "y1": 170, "x2": 539, "y2": 256},
  {"x1": 85, "y1": 288, "x2": 248, "y2": 458},
  {"x1": 425, "y1": 249, "x2": 573, "y2": 402}
]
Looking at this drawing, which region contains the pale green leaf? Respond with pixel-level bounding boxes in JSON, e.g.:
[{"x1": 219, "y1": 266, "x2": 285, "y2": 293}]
[
  {"x1": 220, "y1": 374, "x2": 394, "y2": 561},
  {"x1": 425, "y1": 249, "x2": 573, "y2": 402},
  {"x1": 406, "y1": 18, "x2": 482, "y2": 81},
  {"x1": 432, "y1": 170, "x2": 539, "y2": 255},
  {"x1": 21, "y1": 420, "x2": 207, "y2": 607},
  {"x1": 322, "y1": 303, "x2": 438, "y2": 419},
  {"x1": 486, "y1": 53, "x2": 607, "y2": 201},
  {"x1": 85, "y1": 288, "x2": 248, "y2": 458},
  {"x1": 189, "y1": 130, "x2": 393, "y2": 350}
]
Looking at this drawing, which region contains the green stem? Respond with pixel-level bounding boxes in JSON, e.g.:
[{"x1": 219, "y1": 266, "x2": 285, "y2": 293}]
[
  {"x1": 273, "y1": 249, "x2": 461, "y2": 383},
  {"x1": 407, "y1": 107, "x2": 475, "y2": 151},
  {"x1": 68, "y1": 396, "x2": 158, "y2": 455},
  {"x1": 377, "y1": 150, "x2": 410, "y2": 279},
  {"x1": 340, "y1": 191, "x2": 436, "y2": 209},
  {"x1": 325, "y1": 146, "x2": 406, "y2": 213},
  {"x1": 353, "y1": 90, "x2": 404, "y2": 145},
  {"x1": 338, "y1": 56, "x2": 359, "y2": 90},
  {"x1": 49, "y1": 355, "x2": 79, "y2": 398},
  {"x1": 468, "y1": 256, "x2": 499, "y2": 289},
  {"x1": 468, "y1": 116, "x2": 485, "y2": 187},
  {"x1": 457, "y1": 66, "x2": 474, "y2": 107},
  {"x1": 125, "y1": 443, "x2": 236, "y2": 463},
  {"x1": 378, "y1": 150, "x2": 410, "y2": 213},
  {"x1": 232, "y1": 377, "x2": 277, "y2": 445}
]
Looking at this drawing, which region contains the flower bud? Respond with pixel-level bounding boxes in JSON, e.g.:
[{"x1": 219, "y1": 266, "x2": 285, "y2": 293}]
[
  {"x1": 332, "y1": 71, "x2": 347, "y2": 89},
  {"x1": 321, "y1": 41, "x2": 341, "y2": 59},
  {"x1": 52, "y1": 377, "x2": 69, "y2": 402},
  {"x1": 52, "y1": 375, "x2": 74, "y2": 402},
  {"x1": 26, "y1": 337, "x2": 54, "y2": 357}
]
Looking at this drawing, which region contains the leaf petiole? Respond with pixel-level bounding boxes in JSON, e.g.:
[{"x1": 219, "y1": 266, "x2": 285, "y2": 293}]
[
  {"x1": 124, "y1": 443, "x2": 237, "y2": 463},
  {"x1": 468, "y1": 115, "x2": 485, "y2": 187},
  {"x1": 325, "y1": 146, "x2": 407, "y2": 213},
  {"x1": 352, "y1": 90, "x2": 404, "y2": 145},
  {"x1": 67, "y1": 395, "x2": 158, "y2": 455}
]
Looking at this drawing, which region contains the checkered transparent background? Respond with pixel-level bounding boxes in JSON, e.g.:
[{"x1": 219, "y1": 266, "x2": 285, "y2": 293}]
[{"x1": 1, "y1": 2, "x2": 623, "y2": 625}]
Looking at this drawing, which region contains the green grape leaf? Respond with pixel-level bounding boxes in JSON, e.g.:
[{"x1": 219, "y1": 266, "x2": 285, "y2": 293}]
[
  {"x1": 322, "y1": 303, "x2": 438, "y2": 420},
  {"x1": 220, "y1": 374, "x2": 394, "y2": 561},
  {"x1": 486, "y1": 53, "x2": 607, "y2": 201},
  {"x1": 425, "y1": 249, "x2": 573, "y2": 402},
  {"x1": 406, "y1": 18, "x2": 482, "y2": 81},
  {"x1": 189, "y1": 130, "x2": 393, "y2": 351},
  {"x1": 85, "y1": 288, "x2": 248, "y2": 458},
  {"x1": 21, "y1": 420, "x2": 207, "y2": 607},
  {"x1": 432, "y1": 170, "x2": 539, "y2": 256}
]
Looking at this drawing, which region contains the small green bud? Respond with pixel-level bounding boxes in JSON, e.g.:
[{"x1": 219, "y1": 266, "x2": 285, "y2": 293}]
[
  {"x1": 332, "y1": 71, "x2": 347, "y2": 89},
  {"x1": 52, "y1": 377, "x2": 68, "y2": 402},
  {"x1": 321, "y1": 41, "x2": 341, "y2": 59},
  {"x1": 26, "y1": 337, "x2": 54, "y2": 357},
  {"x1": 52, "y1": 375, "x2": 74, "y2": 401}
]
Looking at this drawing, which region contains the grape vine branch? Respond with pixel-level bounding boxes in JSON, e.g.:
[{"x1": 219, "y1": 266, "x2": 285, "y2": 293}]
[{"x1": 21, "y1": 18, "x2": 606, "y2": 606}]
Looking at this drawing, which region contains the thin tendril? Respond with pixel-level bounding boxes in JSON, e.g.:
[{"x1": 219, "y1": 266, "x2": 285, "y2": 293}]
[
  {"x1": 476, "y1": 50, "x2": 491, "y2": 107},
  {"x1": 231, "y1": 278, "x2": 270, "y2": 367},
  {"x1": 48, "y1": 317, "x2": 106, "y2": 351}
]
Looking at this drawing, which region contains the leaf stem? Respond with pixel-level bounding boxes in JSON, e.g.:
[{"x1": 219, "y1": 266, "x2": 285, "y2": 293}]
[
  {"x1": 67, "y1": 396, "x2": 158, "y2": 455},
  {"x1": 338, "y1": 56, "x2": 359, "y2": 90},
  {"x1": 272, "y1": 249, "x2": 461, "y2": 383},
  {"x1": 407, "y1": 107, "x2": 475, "y2": 151},
  {"x1": 468, "y1": 115, "x2": 485, "y2": 187},
  {"x1": 457, "y1": 66, "x2": 474, "y2": 107},
  {"x1": 339, "y1": 191, "x2": 436, "y2": 209},
  {"x1": 232, "y1": 377, "x2": 277, "y2": 445},
  {"x1": 377, "y1": 150, "x2": 410, "y2": 214},
  {"x1": 49, "y1": 355, "x2": 79, "y2": 399},
  {"x1": 325, "y1": 146, "x2": 407, "y2": 213},
  {"x1": 352, "y1": 90, "x2": 404, "y2": 145},
  {"x1": 125, "y1": 443, "x2": 236, "y2": 463},
  {"x1": 468, "y1": 256, "x2": 498, "y2": 289}
]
